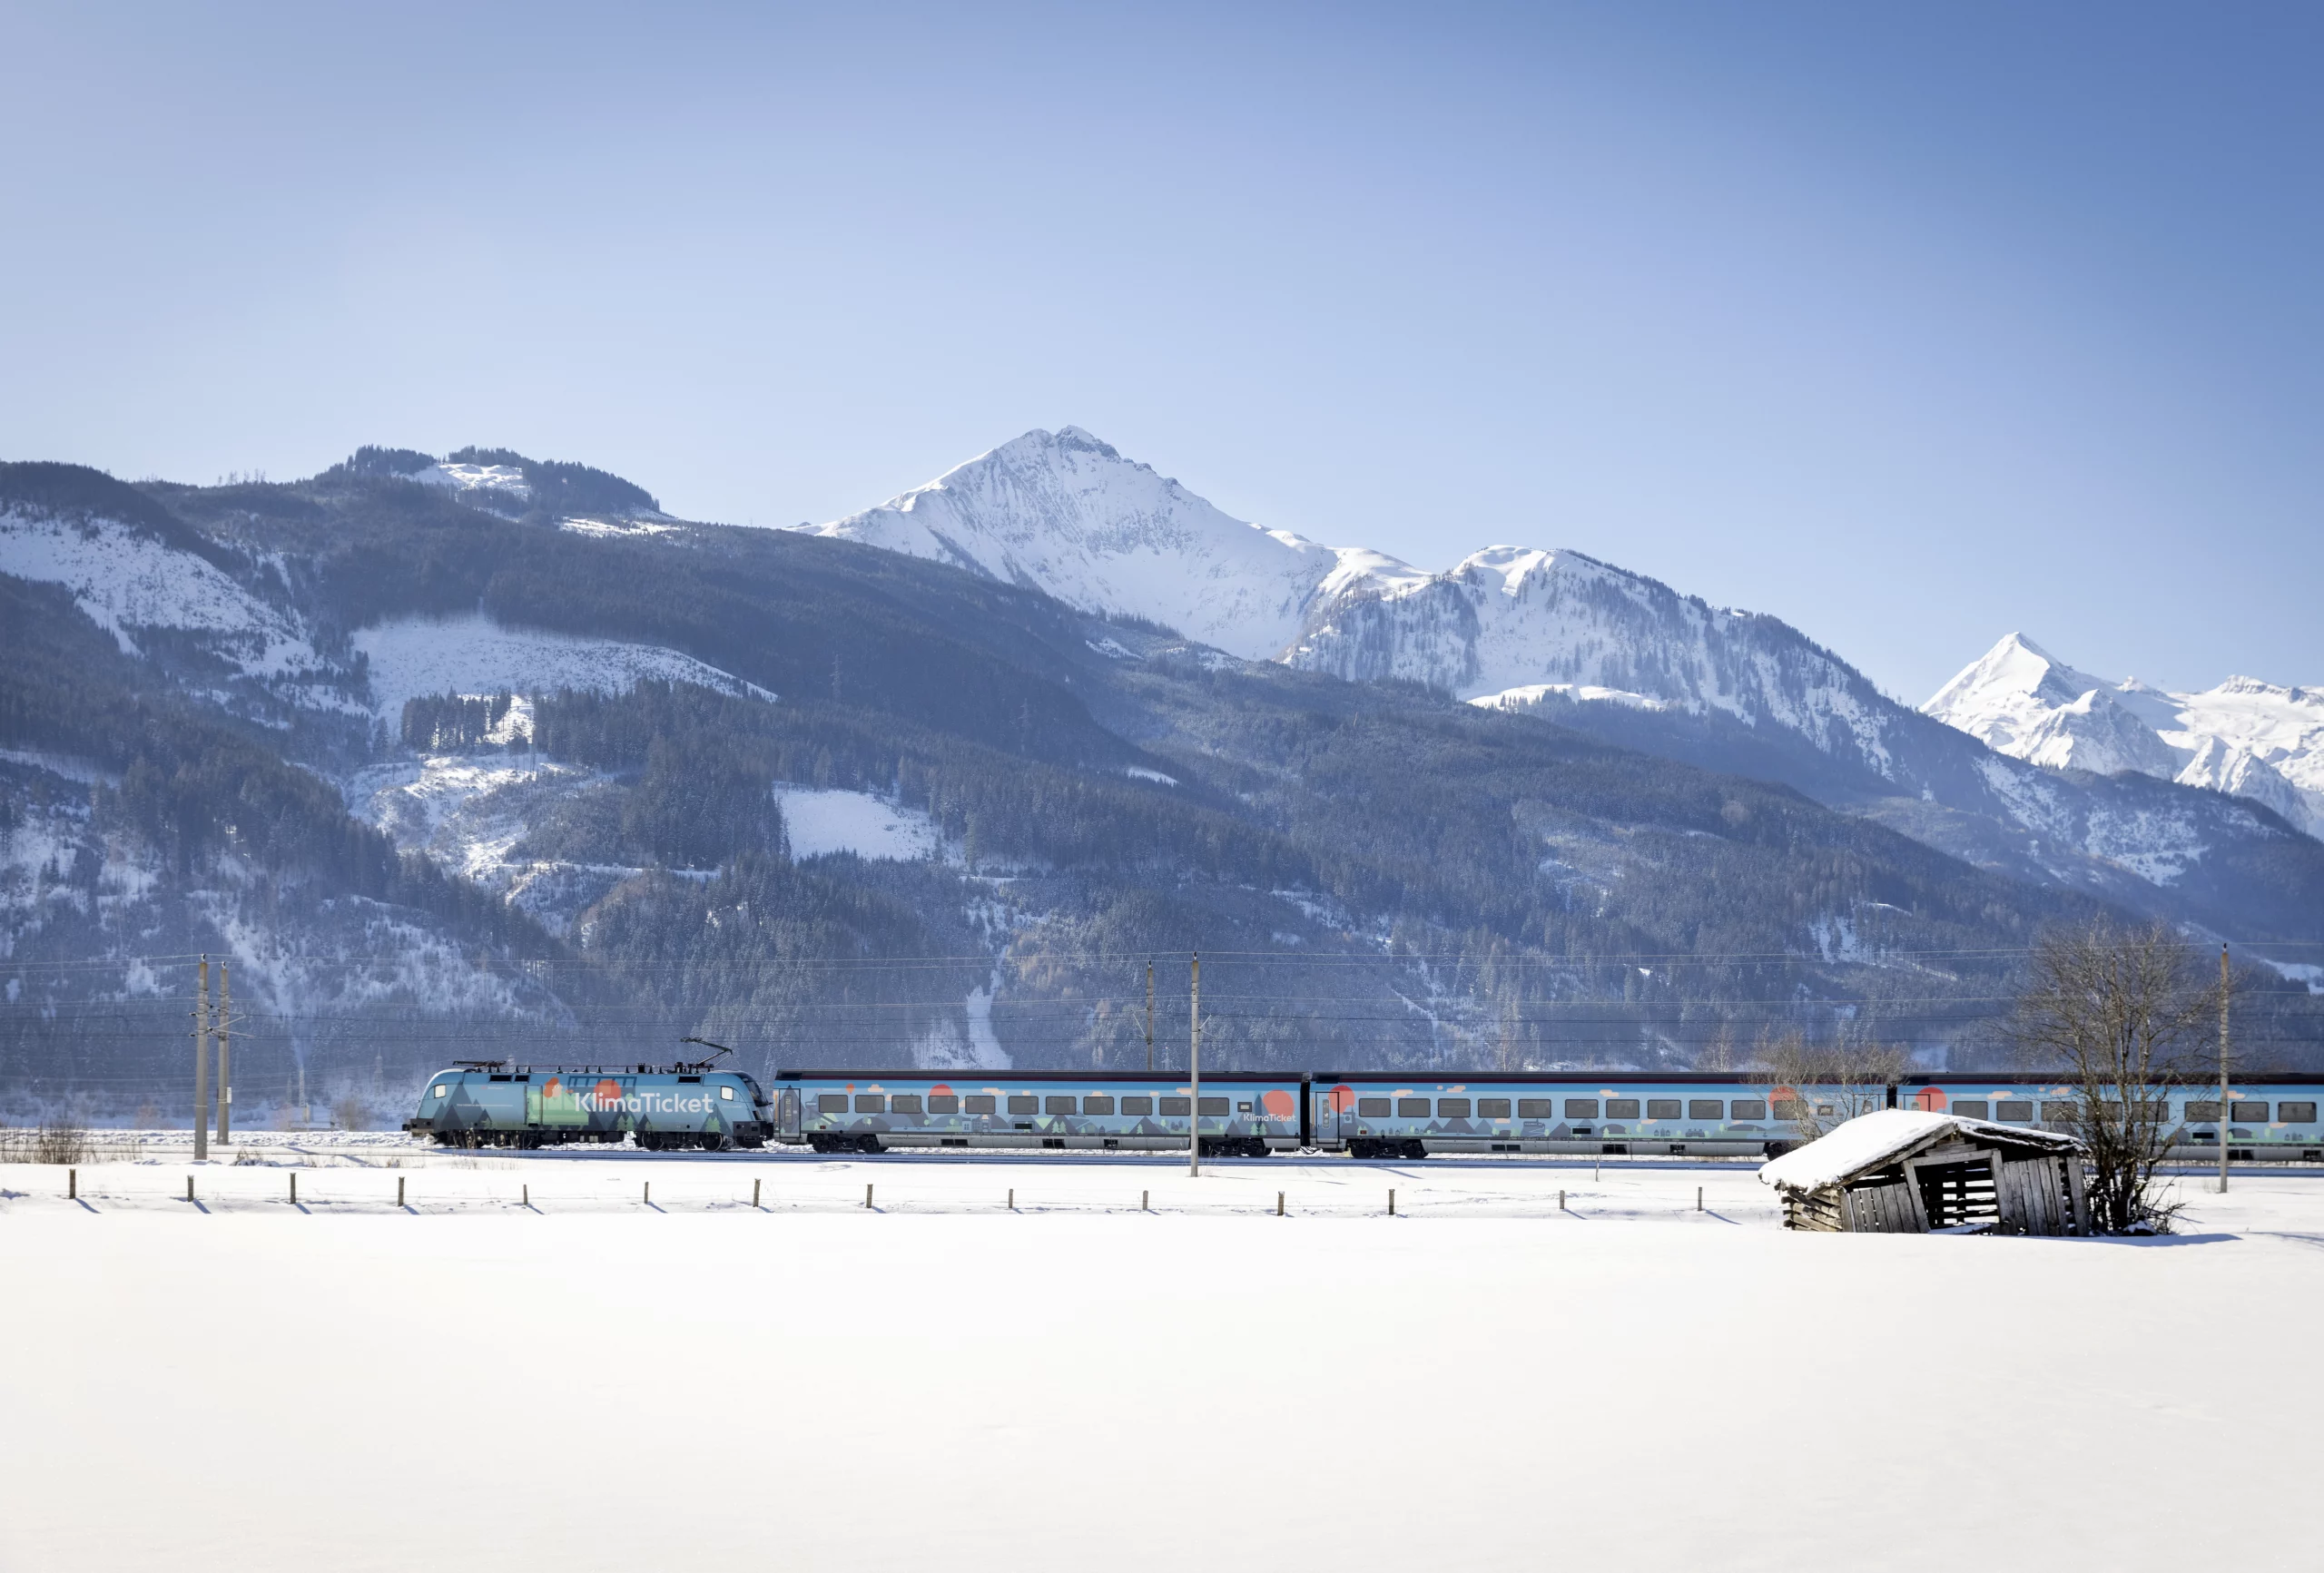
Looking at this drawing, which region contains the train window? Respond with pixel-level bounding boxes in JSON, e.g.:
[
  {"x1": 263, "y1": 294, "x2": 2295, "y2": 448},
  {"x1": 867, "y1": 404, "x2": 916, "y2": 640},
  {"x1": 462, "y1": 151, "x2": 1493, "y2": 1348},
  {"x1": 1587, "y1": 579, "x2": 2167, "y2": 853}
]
[
  {"x1": 432, "y1": 1084, "x2": 448, "y2": 1099},
  {"x1": 1045, "y1": 1096, "x2": 1078, "y2": 1116},
  {"x1": 1478, "y1": 1098, "x2": 1512, "y2": 1119},
  {"x1": 1121, "y1": 1096, "x2": 1154, "y2": 1116},
  {"x1": 1731, "y1": 1100, "x2": 1768, "y2": 1122},
  {"x1": 1994, "y1": 1100, "x2": 2034, "y2": 1123},
  {"x1": 2184, "y1": 1100, "x2": 2221, "y2": 1122},
  {"x1": 1438, "y1": 1098, "x2": 1472, "y2": 1118},
  {"x1": 489, "y1": 1074, "x2": 513, "y2": 1082},
  {"x1": 1160, "y1": 1097, "x2": 1191, "y2": 1116},
  {"x1": 1565, "y1": 1099, "x2": 1600, "y2": 1119},
  {"x1": 2233, "y1": 1102, "x2": 2271, "y2": 1123},
  {"x1": 720, "y1": 1085, "x2": 735, "y2": 1101},
  {"x1": 1397, "y1": 1097, "x2": 1433, "y2": 1117},
  {"x1": 1688, "y1": 1100, "x2": 1723, "y2": 1121},
  {"x1": 2042, "y1": 1103, "x2": 2079, "y2": 1126},
  {"x1": 1007, "y1": 1095, "x2": 1038, "y2": 1115},
  {"x1": 1518, "y1": 1099, "x2": 1553, "y2": 1119},
  {"x1": 1085, "y1": 1095, "x2": 1116, "y2": 1116},
  {"x1": 1606, "y1": 1099, "x2": 1640, "y2": 1120},
  {"x1": 965, "y1": 1096, "x2": 997, "y2": 1115},
  {"x1": 1955, "y1": 1100, "x2": 1990, "y2": 1119},
  {"x1": 891, "y1": 1095, "x2": 923, "y2": 1116},
  {"x1": 1360, "y1": 1098, "x2": 1393, "y2": 1117},
  {"x1": 817, "y1": 1094, "x2": 848, "y2": 1116},
  {"x1": 1647, "y1": 1099, "x2": 1679, "y2": 1119},
  {"x1": 1772, "y1": 1100, "x2": 1804, "y2": 1121},
  {"x1": 930, "y1": 1096, "x2": 960, "y2": 1115},
  {"x1": 2280, "y1": 1102, "x2": 2319, "y2": 1123},
  {"x1": 856, "y1": 1095, "x2": 887, "y2": 1115},
  {"x1": 1199, "y1": 1097, "x2": 1229, "y2": 1116}
]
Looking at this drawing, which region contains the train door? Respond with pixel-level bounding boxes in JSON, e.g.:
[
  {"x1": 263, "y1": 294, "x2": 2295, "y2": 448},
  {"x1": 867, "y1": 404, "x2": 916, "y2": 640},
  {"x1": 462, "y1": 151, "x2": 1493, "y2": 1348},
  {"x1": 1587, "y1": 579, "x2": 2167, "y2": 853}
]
[
  {"x1": 1313, "y1": 1085, "x2": 1344, "y2": 1148},
  {"x1": 777, "y1": 1086, "x2": 802, "y2": 1143}
]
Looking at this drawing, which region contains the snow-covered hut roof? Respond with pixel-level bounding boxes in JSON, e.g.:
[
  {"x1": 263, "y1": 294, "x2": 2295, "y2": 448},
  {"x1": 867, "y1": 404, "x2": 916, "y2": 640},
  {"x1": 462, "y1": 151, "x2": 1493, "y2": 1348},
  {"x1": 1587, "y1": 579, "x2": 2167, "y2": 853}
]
[{"x1": 1759, "y1": 1108, "x2": 2081, "y2": 1193}]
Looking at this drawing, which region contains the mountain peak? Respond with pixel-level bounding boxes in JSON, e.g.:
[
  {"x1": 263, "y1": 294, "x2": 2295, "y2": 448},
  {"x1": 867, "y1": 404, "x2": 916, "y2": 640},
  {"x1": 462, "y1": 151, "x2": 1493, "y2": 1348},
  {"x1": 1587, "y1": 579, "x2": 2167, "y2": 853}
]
[{"x1": 797, "y1": 427, "x2": 1369, "y2": 659}]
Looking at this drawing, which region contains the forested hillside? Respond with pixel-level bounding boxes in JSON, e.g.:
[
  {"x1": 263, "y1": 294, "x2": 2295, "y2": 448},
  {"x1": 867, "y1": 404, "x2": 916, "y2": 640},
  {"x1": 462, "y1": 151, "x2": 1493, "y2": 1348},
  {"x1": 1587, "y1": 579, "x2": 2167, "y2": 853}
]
[{"x1": 5, "y1": 451, "x2": 2319, "y2": 1123}]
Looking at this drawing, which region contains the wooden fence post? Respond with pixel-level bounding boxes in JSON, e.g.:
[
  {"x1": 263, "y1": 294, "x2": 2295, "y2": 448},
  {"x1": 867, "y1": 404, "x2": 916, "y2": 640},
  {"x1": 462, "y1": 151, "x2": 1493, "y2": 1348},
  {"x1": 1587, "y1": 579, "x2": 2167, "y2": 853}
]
[
  {"x1": 753, "y1": 1178, "x2": 762, "y2": 1210},
  {"x1": 290, "y1": 1173, "x2": 297, "y2": 1204},
  {"x1": 1276, "y1": 1192, "x2": 1285, "y2": 1216},
  {"x1": 68, "y1": 1167, "x2": 75, "y2": 1201},
  {"x1": 1387, "y1": 1188, "x2": 1395, "y2": 1216},
  {"x1": 397, "y1": 1175, "x2": 406, "y2": 1209},
  {"x1": 865, "y1": 1183, "x2": 874, "y2": 1210},
  {"x1": 186, "y1": 1175, "x2": 193, "y2": 1202}
]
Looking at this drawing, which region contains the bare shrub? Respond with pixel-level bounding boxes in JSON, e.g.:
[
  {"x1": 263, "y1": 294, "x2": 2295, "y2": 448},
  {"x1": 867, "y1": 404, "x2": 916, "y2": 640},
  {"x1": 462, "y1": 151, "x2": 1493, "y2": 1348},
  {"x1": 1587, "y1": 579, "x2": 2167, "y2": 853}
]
[
  {"x1": 331, "y1": 1091, "x2": 371, "y2": 1131},
  {"x1": 0, "y1": 1119, "x2": 97, "y2": 1165},
  {"x1": 2007, "y1": 919, "x2": 2228, "y2": 1234},
  {"x1": 1754, "y1": 1028, "x2": 1910, "y2": 1140}
]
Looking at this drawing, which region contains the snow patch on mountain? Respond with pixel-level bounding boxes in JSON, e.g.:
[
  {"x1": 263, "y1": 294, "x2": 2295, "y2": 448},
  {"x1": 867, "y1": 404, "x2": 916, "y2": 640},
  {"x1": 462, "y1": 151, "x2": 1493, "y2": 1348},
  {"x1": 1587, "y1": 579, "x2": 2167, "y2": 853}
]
[
  {"x1": 0, "y1": 508, "x2": 320, "y2": 675},
  {"x1": 1926, "y1": 634, "x2": 2324, "y2": 837},
  {"x1": 354, "y1": 614, "x2": 774, "y2": 720},
  {"x1": 773, "y1": 787, "x2": 941, "y2": 861},
  {"x1": 411, "y1": 462, "x2": 531, "y2": 501}
]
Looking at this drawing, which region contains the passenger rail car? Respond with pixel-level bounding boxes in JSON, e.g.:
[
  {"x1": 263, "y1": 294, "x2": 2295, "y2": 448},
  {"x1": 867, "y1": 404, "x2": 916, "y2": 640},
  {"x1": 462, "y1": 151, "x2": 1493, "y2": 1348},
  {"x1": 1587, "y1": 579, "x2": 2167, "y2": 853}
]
[
  {"x1": 1310, "y1": 1072, "x2": 1844, "y2": 1157},
  {"x1": 405, "y1": 1063, "x2": 773, "y2": 1149},
  {"x1": 773, "y1": 1069, "x2": 1302, "y2": 1155},
  {"x1": 1904, "y1": 1075, "x2": 2324, "y2": 1163}
]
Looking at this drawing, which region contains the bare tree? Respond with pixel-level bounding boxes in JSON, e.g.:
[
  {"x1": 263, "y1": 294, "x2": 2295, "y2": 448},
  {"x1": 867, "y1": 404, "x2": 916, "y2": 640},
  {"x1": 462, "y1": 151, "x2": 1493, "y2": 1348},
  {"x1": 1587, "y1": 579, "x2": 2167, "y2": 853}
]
[
  {"x1": 2005, "y1": 919, "x2": 2228, "y2": 1233},
  {"x1": 1755, "y1": 1027, "x2": 1911, "y2": 1141}
]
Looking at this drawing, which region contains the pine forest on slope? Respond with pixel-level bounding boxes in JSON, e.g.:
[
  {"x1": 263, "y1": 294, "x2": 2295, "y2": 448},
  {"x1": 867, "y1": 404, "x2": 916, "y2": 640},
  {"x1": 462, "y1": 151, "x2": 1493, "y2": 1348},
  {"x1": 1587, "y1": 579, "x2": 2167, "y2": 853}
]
[{"x1": 2, "y1": 439, "x2": 2319, "y2": 1123}]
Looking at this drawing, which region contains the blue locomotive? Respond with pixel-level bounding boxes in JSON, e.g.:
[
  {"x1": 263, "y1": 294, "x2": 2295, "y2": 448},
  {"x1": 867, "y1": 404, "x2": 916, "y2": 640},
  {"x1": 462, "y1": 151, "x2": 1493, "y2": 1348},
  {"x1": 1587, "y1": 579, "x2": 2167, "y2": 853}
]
[{"x1": 404, "y1": 1058, "x2": 773, "y2": 1149}]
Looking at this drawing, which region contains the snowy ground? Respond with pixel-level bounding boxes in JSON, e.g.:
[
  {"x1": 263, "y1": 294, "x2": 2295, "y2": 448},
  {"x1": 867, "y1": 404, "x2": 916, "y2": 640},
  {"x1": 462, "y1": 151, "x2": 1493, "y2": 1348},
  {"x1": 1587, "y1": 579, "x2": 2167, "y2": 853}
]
[{"x1": 4, "y1": 1150, "x2": 2319, "y2": 1571}]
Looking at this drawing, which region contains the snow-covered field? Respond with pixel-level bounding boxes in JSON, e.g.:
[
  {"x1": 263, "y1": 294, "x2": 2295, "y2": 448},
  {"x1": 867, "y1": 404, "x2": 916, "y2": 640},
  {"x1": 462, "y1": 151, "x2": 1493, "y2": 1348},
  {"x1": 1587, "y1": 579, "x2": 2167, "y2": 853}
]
[
  {"x1": 776, "y1": 785, "x2": 943, "y2": 860},
  {"x1": 4, "y1": 1151, "x2": 2319, "y2": 1571},
  {"x1": 355, "y1": 612, "x2": 774, "y2": 719}
]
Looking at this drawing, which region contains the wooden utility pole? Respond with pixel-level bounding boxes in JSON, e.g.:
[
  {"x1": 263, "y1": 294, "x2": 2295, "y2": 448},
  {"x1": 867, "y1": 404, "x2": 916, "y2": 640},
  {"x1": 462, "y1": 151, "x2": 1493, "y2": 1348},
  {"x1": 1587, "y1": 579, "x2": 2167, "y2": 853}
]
[
  {"x1": 1145, "y1": 959, "x2": 1154, "y2": 1074},
  {"x1": 216, "y1": 964, "x2": 231, "y2": 1145},
  {"x1": 192, "y1": 957, "x2": 210, "y2": 1163},
  {"x1": 1187, "y1": 952, "x2": 1201, "y2": 1177},
  {"x1": 2219, "y1": 942, "x2": 2231, "y2": 1194}
]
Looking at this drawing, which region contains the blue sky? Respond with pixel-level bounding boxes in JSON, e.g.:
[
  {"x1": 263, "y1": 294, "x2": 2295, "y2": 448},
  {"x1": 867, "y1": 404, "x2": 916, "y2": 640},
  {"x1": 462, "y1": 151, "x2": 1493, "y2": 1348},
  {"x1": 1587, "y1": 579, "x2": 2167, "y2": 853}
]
[{"x1": 4, "y1": 1, "x2": 2317, "y2": 701}]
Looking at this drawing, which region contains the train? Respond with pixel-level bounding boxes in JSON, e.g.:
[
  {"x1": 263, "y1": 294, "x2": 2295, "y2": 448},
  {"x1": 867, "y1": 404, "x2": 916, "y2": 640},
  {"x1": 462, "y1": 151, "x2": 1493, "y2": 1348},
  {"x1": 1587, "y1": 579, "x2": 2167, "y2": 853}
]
[
  {"x1": 407, "y1": 1064, "x2": 2324, "y2": 1161},
  {"x1": 407, "y1": 1060, "x2": 773, "y2": 1149}
]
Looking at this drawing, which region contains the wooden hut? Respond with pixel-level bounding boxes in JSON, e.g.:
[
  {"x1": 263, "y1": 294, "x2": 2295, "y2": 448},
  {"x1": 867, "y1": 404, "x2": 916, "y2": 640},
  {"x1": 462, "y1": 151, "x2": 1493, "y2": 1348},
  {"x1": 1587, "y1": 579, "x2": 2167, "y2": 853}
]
[{"x1": 1760, "y1": 1109, "x2": 2091, "y2": 1235}]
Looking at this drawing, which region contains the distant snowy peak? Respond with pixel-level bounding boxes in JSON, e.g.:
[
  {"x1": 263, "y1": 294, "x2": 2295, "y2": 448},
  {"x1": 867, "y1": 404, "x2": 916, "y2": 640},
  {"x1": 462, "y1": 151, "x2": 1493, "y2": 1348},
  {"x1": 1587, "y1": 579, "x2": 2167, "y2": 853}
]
[
  {"x1": 794, "y1": 427, "x2": 1420, "y2": 661},
  {"x1": 1925, "y1": 634, "x2": 2324, "y2": 836}
]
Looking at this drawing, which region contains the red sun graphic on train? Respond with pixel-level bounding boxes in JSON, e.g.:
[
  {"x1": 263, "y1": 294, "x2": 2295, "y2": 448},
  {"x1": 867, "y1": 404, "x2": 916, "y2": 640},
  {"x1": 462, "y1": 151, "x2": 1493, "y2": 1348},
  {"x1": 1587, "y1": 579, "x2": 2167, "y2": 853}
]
[
  {"x1": 1262, "y1": 1089, "x2": 1295, "y2": 1118},
  {"x1": 1915, "y1": 1087, "x2": 1947, "y2": 1112},
  {"x1": 931, "y1": 1084, "x2": 953, "y2": 1100},
  {"x1": 1327, "y1": 1085, "x2": 1356, "y2": 1114},
  {"x1": 592, "y1": 1078, "x2": 624, "y2": 1108},
  {"x1": 1771, "y1": 1085, "x2": 1798, "y2": 1105}
]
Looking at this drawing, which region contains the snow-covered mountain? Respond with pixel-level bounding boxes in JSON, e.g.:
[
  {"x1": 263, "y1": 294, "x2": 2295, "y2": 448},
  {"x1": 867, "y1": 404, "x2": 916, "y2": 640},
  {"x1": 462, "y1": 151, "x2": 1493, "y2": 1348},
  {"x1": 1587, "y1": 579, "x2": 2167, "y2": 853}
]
[
  {"x1": 797, "y1": 427, "x2": 1426, "y2": 659},
  {"x1": 1926, "y1": 634, "x2": 2324, "y2": 838},
  {"x1": 793, "y1": 428, "x2": 2324, "y2": 919}
]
